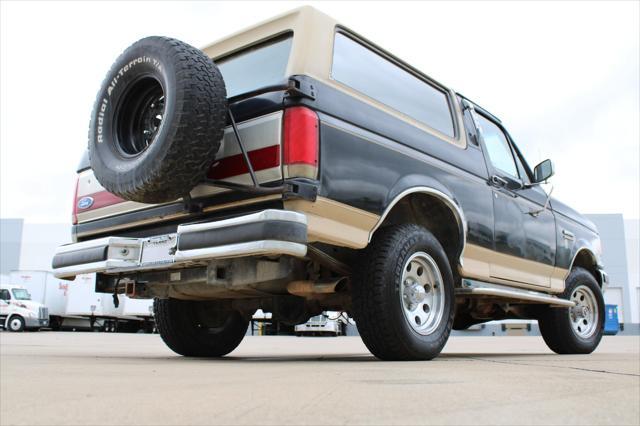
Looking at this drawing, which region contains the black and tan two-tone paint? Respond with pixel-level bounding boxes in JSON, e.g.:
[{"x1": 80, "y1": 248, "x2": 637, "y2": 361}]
[{"x1": 70, "y1": 6, "x2": 605, "y2": 295}]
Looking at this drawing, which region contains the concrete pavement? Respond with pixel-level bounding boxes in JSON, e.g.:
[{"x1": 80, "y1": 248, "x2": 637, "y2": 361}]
[{"x1": 1, "y1": 333, "x2": 638, "y2": 425}]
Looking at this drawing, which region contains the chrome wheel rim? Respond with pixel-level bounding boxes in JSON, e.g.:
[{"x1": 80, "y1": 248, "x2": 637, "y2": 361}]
[
  {"x1": 400, "y1": 252, "x2": 445, "y2": 335},
  {"x1": 9, "y1": 318, "x2": 22, "y2": 331},
  {"x1": 569, "y1": 285, "x2": 598, "y2": 339}
]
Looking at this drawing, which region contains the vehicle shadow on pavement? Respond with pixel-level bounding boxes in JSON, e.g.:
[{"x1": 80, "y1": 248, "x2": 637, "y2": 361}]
[{"x1": 154, "y1": 352, "x2": 557, "y2": 363}]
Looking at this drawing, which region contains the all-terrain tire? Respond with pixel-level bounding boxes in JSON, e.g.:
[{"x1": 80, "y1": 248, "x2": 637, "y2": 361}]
[
  {"x1": 351, "y1": 224, "x2": 455, "y2": 360},
  {"x1": 538, "y1": 267, "x2": 604, "y2": 354},
  {"x1": 154, "y1": 298, "x2": 248, "y2": 357},
  {"x1": 89, "y1": 36, "x2": 228, "y2": 204}
]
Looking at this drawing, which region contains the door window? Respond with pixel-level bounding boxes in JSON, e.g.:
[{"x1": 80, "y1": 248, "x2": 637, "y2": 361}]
[
  {"x1": 476, "y1": 114, "x2": 519, "y2": 178},
  {"x1": 0, "y1": 289, "x2": 10, "y2": 301}
]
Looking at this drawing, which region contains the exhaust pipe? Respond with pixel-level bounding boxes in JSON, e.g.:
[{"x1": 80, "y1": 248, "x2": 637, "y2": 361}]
[{"x1": 287, "y1": 278, "x2": 347, "y2": 297}]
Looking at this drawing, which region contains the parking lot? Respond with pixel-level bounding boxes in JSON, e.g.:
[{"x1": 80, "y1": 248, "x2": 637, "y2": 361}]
[{"x1": 1, "y1": 333, "x2": 638, "y2": 425}]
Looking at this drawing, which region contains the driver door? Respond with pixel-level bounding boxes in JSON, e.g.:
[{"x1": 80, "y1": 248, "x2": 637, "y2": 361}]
[
  {"x1": 0, "y1": 289, "x2": 11, "y2": 317},
  {"x1": 475, "y1": 113, "x2": 557, "y2": 288}
]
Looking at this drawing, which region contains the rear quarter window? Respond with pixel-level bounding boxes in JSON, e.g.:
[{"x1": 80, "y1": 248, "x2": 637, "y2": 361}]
[
  {"x1": 331, "y1": 32, "x2": 455, "y2": 138},
  {"x1": 217, "y1": 34, "x2": 293, "y2": 98}
]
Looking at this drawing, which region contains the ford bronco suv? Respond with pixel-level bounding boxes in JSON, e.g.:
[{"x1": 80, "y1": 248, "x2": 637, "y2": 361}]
[{"x1": 52, "y1": 7, "x2": 608, "y2": 360}]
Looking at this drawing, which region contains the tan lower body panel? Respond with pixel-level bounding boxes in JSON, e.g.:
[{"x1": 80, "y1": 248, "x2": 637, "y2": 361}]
[
  {"x1": 284, "y1": 197, "x2": 379, "y2": 249},
  {"x1": 460, "y1": 244, "x2": 567, "y2": 294}
]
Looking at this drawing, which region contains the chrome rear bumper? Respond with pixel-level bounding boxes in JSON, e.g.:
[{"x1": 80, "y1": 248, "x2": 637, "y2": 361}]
[{"x1": 52, "y1": 210, "x2": 307, "y2": 279}]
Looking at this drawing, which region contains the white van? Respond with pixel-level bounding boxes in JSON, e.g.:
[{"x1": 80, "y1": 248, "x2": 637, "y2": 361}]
[{"x1": 0, "y1": 284, "x2": 49, "y2": 331}]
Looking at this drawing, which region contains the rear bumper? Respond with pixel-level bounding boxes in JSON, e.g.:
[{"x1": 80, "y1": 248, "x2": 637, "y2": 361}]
[{"x1": 52, "y1": 209, "x2": 307, "y2": 279}]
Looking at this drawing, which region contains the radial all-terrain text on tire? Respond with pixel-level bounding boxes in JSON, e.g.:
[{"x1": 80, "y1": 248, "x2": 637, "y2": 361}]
[
  {"x1": 88, "y1": 36, "x2": 228, "y2": 204},
  {"x1": 538, "y1": 267, "x2": 604, "y2": 354},
  {"x1": 153, "y1": 298, "x2": 248, "y2": 357},
  {"x1": 351, "y1": 224, "x2": 455, "y2": 361}
]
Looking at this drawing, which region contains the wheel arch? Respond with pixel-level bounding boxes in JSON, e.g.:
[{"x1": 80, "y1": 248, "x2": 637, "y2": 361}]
[
  {"x1": 569, "y1": 247, "x2": 602, "y2": 287},
  {"x1": 369, "y1": 184, "x2": 467, "y2": 271}
]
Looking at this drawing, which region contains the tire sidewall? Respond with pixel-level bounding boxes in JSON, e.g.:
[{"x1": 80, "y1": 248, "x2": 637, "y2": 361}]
[
  {"x1": 562, "y1": 269, "x2": 605, "y2": 352},
  {"x1": 8, "y1": 315, "x2": 25, "y2": 332},
  {"x1": 89, "y1": 38, "x2": 178, "y2": 189},
  {"x1": 385, "y1": 230, "x2": 455, "y2": 358}
]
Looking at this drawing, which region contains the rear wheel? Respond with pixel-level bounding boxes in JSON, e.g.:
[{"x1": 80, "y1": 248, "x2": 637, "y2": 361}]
[
  {"x1": 351, "y1": 224, "x2": 455, "y2": 360},
  {"x1": 154, "y1": 298, "x2": 248, "y2": 357},
  {"x1": 538, "y1": 267, "x2": 604, "y2": 354},
  {"x1": 7, "y1": 315, "x2": 25, "y2": 332}
]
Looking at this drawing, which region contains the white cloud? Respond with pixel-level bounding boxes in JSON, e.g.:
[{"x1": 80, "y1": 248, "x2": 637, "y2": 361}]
[{"x1": 1, "y1": 1, "x2": 638, "y2": 223}]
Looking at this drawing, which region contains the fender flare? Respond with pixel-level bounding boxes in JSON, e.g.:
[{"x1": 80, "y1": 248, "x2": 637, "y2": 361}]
[
  {"x1": 368, "y1": 182, "x2": 468, "y2": 264},
  {"x1": 567, "y1": 244, "x2": 603, "y2": 286}
]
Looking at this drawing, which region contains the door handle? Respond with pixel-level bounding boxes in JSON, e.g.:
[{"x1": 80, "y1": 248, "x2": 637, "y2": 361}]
[{"x1": 490, "y1": 175, "x2": 509, "y2": 188}]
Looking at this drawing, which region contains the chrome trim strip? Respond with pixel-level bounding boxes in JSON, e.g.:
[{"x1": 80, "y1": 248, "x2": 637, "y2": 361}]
[
  {"x1": 457, "y1": 279, "x2": 575, "y2": 307},
  {"x1": 369, "y1": 186, "x2": 467, "y2": 263},
  {"x1": 55, "y1": 236, "x2": 139, "y2": 254},
  {"x1": 53, "y1": 260, "x2": 135, "y2": 278},
  {"x1": 175, "y1": 240, "x2": 307, "y2": 261},
  {"x1": 566, "y1": 246, "x2": 598, "y2": 281},
  {"x1": 178, "y1": 210, "x2": 306, "y2": 234}
]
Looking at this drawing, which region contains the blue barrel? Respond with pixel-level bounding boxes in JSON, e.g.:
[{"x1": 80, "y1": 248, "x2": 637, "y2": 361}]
[{"x1": 604, "y1": 304, "x2": 620, "y2": 335}]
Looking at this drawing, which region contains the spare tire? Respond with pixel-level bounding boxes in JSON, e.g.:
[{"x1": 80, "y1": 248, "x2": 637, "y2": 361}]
[{"x1": 88, "y1": 36, "x2": 227, "y2": 203}]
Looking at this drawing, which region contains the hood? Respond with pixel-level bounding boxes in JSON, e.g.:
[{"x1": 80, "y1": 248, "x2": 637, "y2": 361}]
[
  {"x1": 11, "y1": 300, "x2": 44, "y2": 311},
  {"x1": 550, "y1": 197, "x2": 598, "y2": 233}
]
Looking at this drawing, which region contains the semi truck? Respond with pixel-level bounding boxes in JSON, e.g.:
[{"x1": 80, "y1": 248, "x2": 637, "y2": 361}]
[
  {"x1": 10, "y1": 271, "x2": 154, "y2": 332},
  {"x1": 0, "y1": 282, "x2": 49, "y2": 331}
]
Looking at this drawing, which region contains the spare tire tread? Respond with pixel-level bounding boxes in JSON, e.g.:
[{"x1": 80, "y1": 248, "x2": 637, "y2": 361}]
[{"x1": 89, "y1": 36, "x2": 227, "y2": 203}]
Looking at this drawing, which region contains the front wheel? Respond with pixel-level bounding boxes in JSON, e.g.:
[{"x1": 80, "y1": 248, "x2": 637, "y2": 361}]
[
  {"x1": 154, "y1": 298, "x2": 248, "y2": 357},
  {"x1": 7, "y1": 315, "x2": 25, "y2": 332},
  {"x1": 538, "y1": 267, "x2": 604, "y2": 354},
  {"x1": 351, "y1": 224, "x2": 455, "y2": 360}
]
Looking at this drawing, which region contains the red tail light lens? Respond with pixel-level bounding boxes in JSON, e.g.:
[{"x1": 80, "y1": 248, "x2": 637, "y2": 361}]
[
  {"x1": 71, "y1": 177, "x2": 79, "y2": 225},
  {"x1": 283, "y1": 107, "x2": 319, "y2": 178}
]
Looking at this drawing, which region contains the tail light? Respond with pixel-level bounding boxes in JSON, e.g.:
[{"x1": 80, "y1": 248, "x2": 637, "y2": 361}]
[
  {"x1": 283, "y1": 107, "x2": 319, "y2": 179},
  {"x1": 71, "y1": 177, "x2": 80, "y2": 225}
]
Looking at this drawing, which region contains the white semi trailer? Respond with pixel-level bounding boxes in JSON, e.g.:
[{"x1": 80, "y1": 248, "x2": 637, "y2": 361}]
[{"x1": 10, "y1": 271, "x2": 154, "y2": 332}]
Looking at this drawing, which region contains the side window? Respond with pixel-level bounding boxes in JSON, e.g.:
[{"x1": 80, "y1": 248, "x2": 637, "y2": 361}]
[
  {"x1": 0, "y1": 289, "x2": 10, "y2": 301},
  {"x1": 332, "y1": 32, "x2": 455, "y2": 138},
  {"x1": 476, "y1": 114, "x2": 519, "y2": 178}
]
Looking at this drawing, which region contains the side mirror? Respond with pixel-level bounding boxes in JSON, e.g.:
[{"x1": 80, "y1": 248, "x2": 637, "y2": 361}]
[{"x1": 533, "y1": 159, "x2": 554, "y2": 183}]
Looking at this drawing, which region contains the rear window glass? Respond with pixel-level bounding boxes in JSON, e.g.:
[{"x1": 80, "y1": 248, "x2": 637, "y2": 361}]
[
  {"x1": 331, "y1": 33, "x2": 455, "y2": 138},
  {"x1": 218, "y1": 35, "x2": 293, "y2": 98}
]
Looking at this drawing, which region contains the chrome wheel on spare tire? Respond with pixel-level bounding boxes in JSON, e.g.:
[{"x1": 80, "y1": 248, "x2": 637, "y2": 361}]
[{"x1": 88, "y1": 36, "x2": 228, "y2": 204}]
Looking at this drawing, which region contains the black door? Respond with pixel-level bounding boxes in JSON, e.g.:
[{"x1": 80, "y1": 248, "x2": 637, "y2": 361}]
[{"x1": 474, "y1": 113, "x2": 556, "y2": 287}]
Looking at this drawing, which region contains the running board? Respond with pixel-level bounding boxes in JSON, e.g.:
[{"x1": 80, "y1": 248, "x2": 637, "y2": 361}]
[{"x1": 456, "y1": 279, "x2": 575, "y2": 307}]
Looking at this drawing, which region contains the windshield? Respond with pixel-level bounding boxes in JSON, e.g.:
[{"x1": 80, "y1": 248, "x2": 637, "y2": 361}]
[
  {"x1": 217, "y1": 34, "x2": 293, "y2": 98},
  {"x1": 11, "y1": 289, "x2": 31, "y2": 300}
]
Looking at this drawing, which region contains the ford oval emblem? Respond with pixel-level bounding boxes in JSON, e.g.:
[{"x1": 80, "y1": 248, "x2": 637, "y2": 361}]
[{"x1": 77, "y1": 197, "x2": 94, "y2": 210}]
